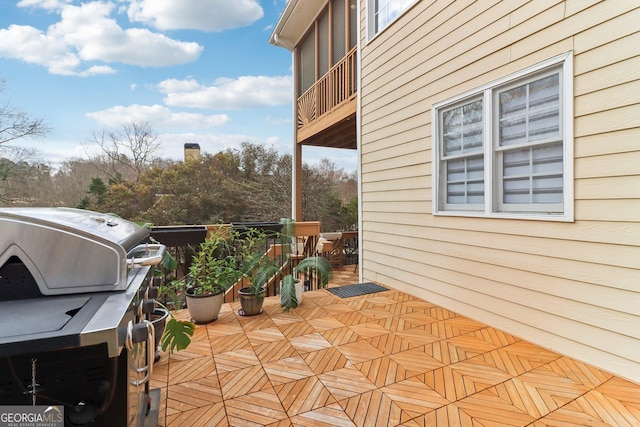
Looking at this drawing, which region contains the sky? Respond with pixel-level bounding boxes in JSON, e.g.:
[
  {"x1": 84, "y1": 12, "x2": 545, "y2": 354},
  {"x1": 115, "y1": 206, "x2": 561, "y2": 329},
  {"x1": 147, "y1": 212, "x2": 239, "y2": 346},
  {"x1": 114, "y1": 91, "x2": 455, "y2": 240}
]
[{"x1": 0, "y1": 0, "x2": 357, "y2": 172}]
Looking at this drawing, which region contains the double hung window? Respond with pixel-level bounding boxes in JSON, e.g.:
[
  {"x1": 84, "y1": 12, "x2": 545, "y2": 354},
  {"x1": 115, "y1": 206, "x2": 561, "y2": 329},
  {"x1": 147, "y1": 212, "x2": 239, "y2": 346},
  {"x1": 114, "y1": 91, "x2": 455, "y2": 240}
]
[
  {"x1": 368, "y1": 0, "x2": 417, "y2": 38},
  {"x1": 433, "y1": 54, "x2": 573, "y2": 221}
]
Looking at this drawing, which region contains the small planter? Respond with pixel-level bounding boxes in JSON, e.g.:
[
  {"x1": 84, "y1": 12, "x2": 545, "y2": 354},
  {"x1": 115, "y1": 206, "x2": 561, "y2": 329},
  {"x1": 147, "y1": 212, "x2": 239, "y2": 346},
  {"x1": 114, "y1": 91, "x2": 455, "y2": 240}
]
[
  {"x1": 280, "y1": 279, "x2": 304, "y2": 307},
  {"x1": 151, "y1": 308, "x2": 169, "y2": 362},
  {"x1": 186, "y1": 291, "x2": 224, "y2": 323},
  {"x1": 238, "y1": 287, "x2": 265, "y2": 316}
]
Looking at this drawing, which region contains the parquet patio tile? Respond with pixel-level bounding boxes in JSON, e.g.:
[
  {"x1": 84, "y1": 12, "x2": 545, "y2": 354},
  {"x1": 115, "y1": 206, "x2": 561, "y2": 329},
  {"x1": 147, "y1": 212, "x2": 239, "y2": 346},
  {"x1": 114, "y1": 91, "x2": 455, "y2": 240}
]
[
  {"x1": 224, "y1": 388, "x2": 288, "y2": 426},
  {"x1": 253, "y1": 339, "x2": 298, "y2": 363},
  {"x1": 303, "y1": 346, "x2": 349, "y2": 374},
  {"x1": 208, "y1": 332, "x2": 250, "y2": 355},
  {"x1": 274, "y1": 375, "x2": 336, "y2": 416},
  {"x1": 317, "y1": 366, "x2": 377, "y2": 400},
  {"x1": 245, "y1": 326, "x2": 286, "y2": 346},
  {"x1": 218, "y1": 364, "x2": 271, "y2": 399},
  {"x1": 347, "y1": 321, "x2": 391, "y2": 339},
  {"x1": 289, "y1": 403, "x2": 356, "y2": 426},
  {"x1": 288, "y1": 332, "x2": 332, "y2": 353},
  {"x1": 306, "y1": 316, "x2": 345, "y2": 331},
  {"x1": 319, "y1": 325, "x2": 362, "y2": 345},
  {"x1": 336, "y1": 340, "x2": 385, "y2": 364},
  {"x1": 388, "y1": 347, "x2": 445, "y2": 376},
  {"x1": 290, "y1": 305, "x2": 329, "y2": 320},
  {"x1": 213, "y1": 348, "x2": 260, "y2": 373},
  {"x1": 366, "y1": 332, "x2": 411, "y2": 355},
  {"x1": 152, "y1": 267, "x2": 640, "y2": 426},
  {"x1": 276, "y1": 320, "x2": 316, "y2": 338},
  {"x1": 262, "y1": 355, "x2": 315, "y2": 385},
  {"x1": 167, "y1": 355, "x2": 216, "y2": 385},
  {"x1": 355, "y1": 356, "x2": 413, "y2": 387}
]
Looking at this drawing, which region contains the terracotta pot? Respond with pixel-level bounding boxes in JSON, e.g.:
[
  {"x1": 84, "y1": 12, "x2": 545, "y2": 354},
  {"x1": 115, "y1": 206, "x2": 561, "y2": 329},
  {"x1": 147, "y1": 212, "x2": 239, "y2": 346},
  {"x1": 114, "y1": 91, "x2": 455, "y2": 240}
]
[
  {"x1": 238, "y1": 287, "x2": 265, "y2": 316},
  {"x1": 186, "y1": 291, "x2": 224, "y2": 323}
]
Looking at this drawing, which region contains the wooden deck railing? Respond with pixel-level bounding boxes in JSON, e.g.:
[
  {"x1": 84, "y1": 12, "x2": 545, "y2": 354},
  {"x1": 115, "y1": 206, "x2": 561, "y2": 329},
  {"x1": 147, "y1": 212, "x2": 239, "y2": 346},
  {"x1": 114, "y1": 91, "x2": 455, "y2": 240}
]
[
  {"x1": 297, "y1": 47, "x2": 357, "y2": 129},
  {"x1": 150, "y1": 222, "x2": 358, "y2": 307}
]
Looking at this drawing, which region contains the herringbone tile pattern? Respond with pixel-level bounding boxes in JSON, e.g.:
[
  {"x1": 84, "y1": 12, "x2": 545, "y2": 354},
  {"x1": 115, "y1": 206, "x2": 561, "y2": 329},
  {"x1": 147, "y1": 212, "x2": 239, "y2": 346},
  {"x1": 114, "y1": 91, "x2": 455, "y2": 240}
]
[{"x1": 152, "y1": 267, "x2": 640, "y2": 426}]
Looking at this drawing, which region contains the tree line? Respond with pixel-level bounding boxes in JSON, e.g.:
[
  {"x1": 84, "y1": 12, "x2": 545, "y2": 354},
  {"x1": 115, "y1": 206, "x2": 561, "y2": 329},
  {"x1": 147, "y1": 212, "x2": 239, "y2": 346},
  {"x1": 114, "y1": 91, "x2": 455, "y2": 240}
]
[
  {"x1": 1, "y1": 140, "x2": 357, "y2": 231},
  {"x1": 0, "y1": 79, "x2": 357, "y2": 231}
]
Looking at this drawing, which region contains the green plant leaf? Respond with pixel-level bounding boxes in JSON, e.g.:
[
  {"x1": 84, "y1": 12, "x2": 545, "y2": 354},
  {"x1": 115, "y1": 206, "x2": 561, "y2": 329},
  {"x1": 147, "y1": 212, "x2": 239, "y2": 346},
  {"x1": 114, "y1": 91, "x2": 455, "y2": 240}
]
[
  {"x1": 161, "y1": 250, "x2": 178, "y2": 271},
  {"x1": 280, "y1": 275, "x2": 298, "y2": 312},
  {"x1": 294, "y1": 256, "x2": 333, "y2": 288},
  {"x1": 160, "y1": 318, "x2": 195, "y2": 352}
]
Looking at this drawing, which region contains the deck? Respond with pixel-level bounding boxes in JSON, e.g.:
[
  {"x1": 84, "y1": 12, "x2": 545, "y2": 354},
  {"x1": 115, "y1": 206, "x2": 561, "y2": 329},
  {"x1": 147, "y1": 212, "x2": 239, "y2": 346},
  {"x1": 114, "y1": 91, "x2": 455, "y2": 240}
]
[{"x1": 151, "y1": 267, "x2": 640, "y2": 426}]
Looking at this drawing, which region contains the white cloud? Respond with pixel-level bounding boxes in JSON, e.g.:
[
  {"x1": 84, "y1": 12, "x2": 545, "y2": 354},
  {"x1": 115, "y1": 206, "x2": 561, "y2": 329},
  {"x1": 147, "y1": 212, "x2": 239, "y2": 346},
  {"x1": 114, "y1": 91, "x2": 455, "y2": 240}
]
[
  {"x1": 17, "y1": 0, "x2": 71, "y2": 10},
  {"x1": 85, "y1": 104, "x2": 230, "y2": 129},
  {"x1": 51, "y1": 2, "x2": 203, "y2": 66},
  {"x1": 158, "y1": 76, "x2": 293, "y2": 110},
  {"x1": 127, "y1": 0, "x2": 263, "y2": 32},
  {"x1": 0, "y1": 1, "x2": 203, "y2": 76}
]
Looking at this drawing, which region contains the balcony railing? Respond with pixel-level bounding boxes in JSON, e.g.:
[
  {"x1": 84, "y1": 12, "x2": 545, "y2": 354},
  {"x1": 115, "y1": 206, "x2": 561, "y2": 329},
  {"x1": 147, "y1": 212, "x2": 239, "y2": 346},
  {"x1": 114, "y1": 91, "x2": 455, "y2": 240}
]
[{"x1": 297, "y1": 47, "x2": 357, "y2": 129}]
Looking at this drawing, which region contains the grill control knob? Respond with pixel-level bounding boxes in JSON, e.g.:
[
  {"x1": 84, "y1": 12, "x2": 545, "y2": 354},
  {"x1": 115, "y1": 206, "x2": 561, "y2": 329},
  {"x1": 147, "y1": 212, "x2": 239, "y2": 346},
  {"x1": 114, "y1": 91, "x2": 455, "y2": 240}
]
[
  {"x1": 139, "y1": 299, "x2": 155, "y2": 317},
  {"x1": 130, "y1": 322, "x2": 149, "y2": 344},
  {"x1": 146, "y1": 286, "x2": 159, "y2": 299}
]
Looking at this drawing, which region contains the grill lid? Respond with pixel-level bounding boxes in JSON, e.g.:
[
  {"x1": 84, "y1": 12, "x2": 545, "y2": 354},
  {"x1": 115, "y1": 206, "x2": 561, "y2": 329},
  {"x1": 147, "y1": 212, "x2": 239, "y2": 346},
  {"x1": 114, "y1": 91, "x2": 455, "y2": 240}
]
[{"x1": 0, "y1": 207, "x2": 151, "y2": 295}]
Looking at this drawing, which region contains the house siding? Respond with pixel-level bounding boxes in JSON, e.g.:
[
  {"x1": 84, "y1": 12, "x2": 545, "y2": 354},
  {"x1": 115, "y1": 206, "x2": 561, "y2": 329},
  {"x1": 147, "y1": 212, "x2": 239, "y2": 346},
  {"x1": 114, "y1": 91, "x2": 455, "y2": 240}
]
[{"x1": 359, "y1": 0, "x2": 640, "y2": 382}]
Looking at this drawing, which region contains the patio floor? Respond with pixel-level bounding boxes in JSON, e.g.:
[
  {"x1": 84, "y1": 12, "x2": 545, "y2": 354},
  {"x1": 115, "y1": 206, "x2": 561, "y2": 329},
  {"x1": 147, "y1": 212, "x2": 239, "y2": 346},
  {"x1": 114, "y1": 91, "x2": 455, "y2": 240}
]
[{"x1": 151, "y1": 267, "x2": 640, "y2": 426}]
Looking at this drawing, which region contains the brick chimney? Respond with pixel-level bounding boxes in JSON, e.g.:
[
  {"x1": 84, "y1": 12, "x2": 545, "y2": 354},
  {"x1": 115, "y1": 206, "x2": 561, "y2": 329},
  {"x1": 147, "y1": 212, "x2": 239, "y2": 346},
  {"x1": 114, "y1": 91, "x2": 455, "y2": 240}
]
[{"x1": 184, "y1": 143, "x2": 201, "y2": 162}]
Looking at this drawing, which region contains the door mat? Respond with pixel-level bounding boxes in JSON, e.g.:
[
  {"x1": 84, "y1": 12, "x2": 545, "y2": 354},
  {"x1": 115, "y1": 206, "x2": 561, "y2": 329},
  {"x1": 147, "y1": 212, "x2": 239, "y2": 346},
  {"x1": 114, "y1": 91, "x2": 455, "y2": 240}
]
[{"x1": 326, "y1": 282, "x2": 388, "y2": 298}]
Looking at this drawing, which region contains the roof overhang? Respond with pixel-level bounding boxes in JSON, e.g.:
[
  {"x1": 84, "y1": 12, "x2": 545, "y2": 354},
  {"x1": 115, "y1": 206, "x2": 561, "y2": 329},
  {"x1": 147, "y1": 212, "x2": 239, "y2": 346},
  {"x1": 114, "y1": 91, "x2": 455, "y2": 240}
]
[{"x1": 269, "y1": 0, "x2": 328, "y2": 51}]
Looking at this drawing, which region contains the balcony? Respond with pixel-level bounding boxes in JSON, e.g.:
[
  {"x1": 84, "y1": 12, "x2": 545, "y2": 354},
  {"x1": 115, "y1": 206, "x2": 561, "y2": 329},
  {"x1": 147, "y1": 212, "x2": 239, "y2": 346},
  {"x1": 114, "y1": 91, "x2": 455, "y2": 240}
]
[{"x1": 296, "y1": 47, "x2": 357, "y2": 149}]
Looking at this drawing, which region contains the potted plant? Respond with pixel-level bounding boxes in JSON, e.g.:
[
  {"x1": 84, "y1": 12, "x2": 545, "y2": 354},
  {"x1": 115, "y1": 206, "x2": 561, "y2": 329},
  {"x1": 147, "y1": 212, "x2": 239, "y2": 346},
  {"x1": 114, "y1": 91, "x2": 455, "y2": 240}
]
[
  {"x1": 278, "y1": 218, "x2": 333, "y2": 311},
  {"x1": 149, "y1": 248, "x2": 196, "y2": 358},
  {"x1": 235, "y1": 228, "x2": 279, "y2": 316},
  {"x1": 182, "y1": 235, "x2": 241, "y2": 323},
  {"x1": 279, "y1": 257, "x2": 332, "y2": 311},
  {"x1": 234, "y1": 219, "x2": 333, "y2": 312}
]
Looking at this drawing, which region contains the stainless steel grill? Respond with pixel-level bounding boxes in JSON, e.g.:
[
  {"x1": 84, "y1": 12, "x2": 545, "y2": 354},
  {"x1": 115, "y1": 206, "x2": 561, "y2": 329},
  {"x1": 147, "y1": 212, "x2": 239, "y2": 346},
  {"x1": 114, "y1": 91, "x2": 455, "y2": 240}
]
[{"x1": 0, "y1": 207, "x2": 165, "y2": 427}]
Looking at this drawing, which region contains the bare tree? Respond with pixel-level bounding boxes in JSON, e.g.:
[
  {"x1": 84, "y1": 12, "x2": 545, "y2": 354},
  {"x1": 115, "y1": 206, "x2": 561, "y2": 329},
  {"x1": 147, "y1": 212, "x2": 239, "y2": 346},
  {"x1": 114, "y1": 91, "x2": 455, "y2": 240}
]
[
  {"x1": 0, "y1": 79, "x2": 50, "y2": 145},
  {"x1": 87, "y1": 121, "x2": 160, "y2": 182}
]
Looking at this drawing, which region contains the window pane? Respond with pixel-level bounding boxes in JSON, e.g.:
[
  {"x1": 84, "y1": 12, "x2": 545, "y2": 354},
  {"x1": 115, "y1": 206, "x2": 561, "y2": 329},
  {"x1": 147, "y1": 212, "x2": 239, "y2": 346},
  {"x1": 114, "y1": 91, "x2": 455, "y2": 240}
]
[
  {"x1": 374, "y1": 0, "x2": 414, "y2": 34},
  {"x1": 503, "y1": 177, "x2": 530, "y2": 204},
  {"x1": 446, "y1": 156, "x2": 484, "y2": 205},
  {"x1": 502, "y1": 142, "x2": 563, "y2": 205},
  {"x1": 529, "y1": 75, "x2": 560, "y2": 141},
  {"x1": 499, "y1": 73, "x2": 560, "y2": 146},
  {"x1": 442, "y1": 100, "x2": 483, "y2": 156},
  {"x1": 532, "y1": 176, "x2": 563, "y2": 203}
]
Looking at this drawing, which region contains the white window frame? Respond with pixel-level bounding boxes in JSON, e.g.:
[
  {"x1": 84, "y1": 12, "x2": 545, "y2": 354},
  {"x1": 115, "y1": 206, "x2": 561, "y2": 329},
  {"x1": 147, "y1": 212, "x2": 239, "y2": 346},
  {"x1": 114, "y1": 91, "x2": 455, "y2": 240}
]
[
  {"x1": 367, "y1": 0, "x2": 418, "y2": 40},
  {"x1": 432, "y1": 53, "x2": 574, "y2": 222}
]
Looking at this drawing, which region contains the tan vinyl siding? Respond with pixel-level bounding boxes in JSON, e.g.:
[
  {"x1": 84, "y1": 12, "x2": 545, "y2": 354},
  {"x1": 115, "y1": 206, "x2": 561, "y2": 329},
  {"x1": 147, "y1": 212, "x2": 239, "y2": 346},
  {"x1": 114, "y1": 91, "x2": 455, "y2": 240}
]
[{"x1": 359, "y1": 0, "x2": 640, "y2": 383}]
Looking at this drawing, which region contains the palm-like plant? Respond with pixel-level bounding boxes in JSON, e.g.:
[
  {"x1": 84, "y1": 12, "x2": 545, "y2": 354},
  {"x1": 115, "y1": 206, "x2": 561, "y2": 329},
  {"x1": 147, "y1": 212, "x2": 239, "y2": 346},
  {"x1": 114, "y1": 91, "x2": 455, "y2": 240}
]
[
  {"x1": 278, "y1": 218, "x2": 333, "y2": 311},
  {"x1": 279, "y1": 256, "x2": 332, "y2": 311}
]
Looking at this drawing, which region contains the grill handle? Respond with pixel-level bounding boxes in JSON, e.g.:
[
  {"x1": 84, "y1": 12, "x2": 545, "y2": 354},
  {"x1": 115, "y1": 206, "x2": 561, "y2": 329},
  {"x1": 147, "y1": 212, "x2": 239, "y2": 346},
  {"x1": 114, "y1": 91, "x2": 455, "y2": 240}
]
[
  {"x1": 127, "y1": 243, "x2": 166, "y2": 267},
  {"x1": 125, "y1": 320, "x2": 155, "y2": 386}
]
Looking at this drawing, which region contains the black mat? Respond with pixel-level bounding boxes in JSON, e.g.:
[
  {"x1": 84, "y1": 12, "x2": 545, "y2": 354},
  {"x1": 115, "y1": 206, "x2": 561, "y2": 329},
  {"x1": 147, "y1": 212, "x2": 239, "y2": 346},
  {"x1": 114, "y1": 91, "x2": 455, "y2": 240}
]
[{"x1": 326, "y1": 282, "x2": 388, "y2": 298}]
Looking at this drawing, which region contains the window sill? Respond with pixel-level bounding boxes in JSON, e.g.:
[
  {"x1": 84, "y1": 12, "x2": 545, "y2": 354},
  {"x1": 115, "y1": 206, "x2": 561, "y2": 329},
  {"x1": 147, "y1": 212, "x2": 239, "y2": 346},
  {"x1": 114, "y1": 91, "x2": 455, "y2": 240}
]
[{"x1": 433, "y1": 210, "x2": 574, "y2": 223}]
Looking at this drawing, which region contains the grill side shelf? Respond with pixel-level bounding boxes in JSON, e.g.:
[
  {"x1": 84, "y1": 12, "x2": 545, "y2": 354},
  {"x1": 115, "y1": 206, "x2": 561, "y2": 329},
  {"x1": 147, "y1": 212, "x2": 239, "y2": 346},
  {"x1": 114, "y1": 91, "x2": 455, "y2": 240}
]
[{"x1": 0, "y1": 294, "x2": 108, "y2": 358}]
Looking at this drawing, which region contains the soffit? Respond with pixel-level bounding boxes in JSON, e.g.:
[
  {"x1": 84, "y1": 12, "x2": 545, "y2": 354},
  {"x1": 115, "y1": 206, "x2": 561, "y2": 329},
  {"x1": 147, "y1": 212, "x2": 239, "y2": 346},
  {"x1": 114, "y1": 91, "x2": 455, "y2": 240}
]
[{"x1": 269, "y1": 0, "x2": 329, "y2": 50}]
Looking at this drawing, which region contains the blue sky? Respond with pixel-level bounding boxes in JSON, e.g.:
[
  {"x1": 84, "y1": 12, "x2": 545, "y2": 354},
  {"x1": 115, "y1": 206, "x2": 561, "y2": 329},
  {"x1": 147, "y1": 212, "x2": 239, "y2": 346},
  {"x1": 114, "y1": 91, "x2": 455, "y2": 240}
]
[{"x1": 0, "y1": 0, "x2": 357, "y2": 172}]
